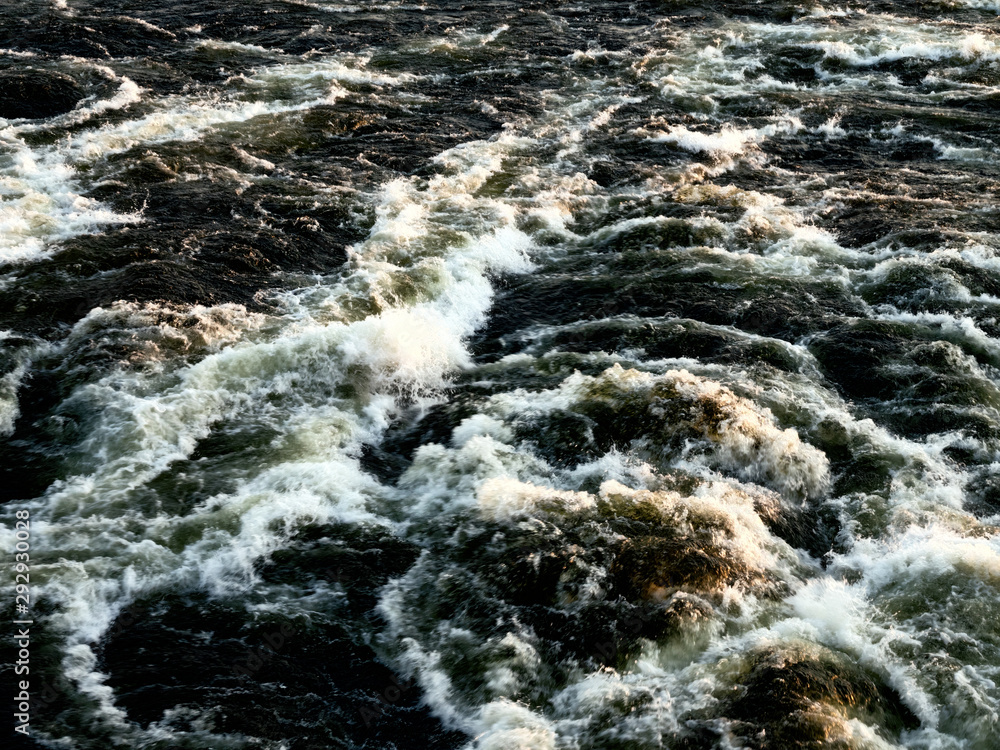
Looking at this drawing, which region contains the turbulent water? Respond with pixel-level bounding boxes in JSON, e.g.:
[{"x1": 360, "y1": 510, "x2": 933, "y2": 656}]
[{"x1": 6, "y1": 1, "x2": 1000, "y2": 748}]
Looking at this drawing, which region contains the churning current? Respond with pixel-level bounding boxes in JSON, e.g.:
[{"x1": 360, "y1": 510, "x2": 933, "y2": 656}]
[{"x1": 3, "y1": 1, "x2": 1000, "y2": 748}]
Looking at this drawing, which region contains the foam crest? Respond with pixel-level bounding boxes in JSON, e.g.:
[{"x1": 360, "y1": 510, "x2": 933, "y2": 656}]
[
  {"x1": 0, "y1": 137, "x2": 142, "y2": 265},
  {"x1": 340, "y1": 306, "x2": 473, "y2": 390},
  {"x1": 637, "y1": 12, "x2": 1000, "y2": 120},
  {"x1": 477, "y1": 477, "x2": 595, "y2": 520},
  {"x1": 58, "y1": 78, "x2": 144, "y2": 126},
  {"x1": 417, "y1": 24, "x2": 512, "y2": 54},
  {"x1": 65, "y1": 301, "x2": 269, "y2": 366},
  {"x1": 0, "y1": 331, "x2": 40, "y2": 435},
  {"x1": 376, "y1": 464, "x2": 802, "y2": 745},
  {"x1": 646, "y1": 119, "x2": 803, "y2": 158},
  {"x1": 466, "y1": 700, "x2": 555, "y2": 750},
  {"x1": 490, "y1": 364, "x2": 831, "y2": 500},
  {"x1": 15, "y1": 9, "x2": 1000, "y2": 746},
  {"x1": 810, "y1": 30, "x2": 1000, "y2": 67},
  {"x1": 821, "y1": 526, "x2": 1000, "y2": 745}
]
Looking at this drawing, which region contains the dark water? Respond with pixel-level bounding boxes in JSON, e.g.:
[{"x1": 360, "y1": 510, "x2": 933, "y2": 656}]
[{"x1": 4, "y1": 1, "x2": 1000, "y2": 748}]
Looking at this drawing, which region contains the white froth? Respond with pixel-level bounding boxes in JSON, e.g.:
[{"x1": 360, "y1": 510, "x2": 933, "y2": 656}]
[
  {"x1": 477, "y1": 477, "x2": 596, "y2": 520},
  {"x1": 452, "y1": 414, "x2": 514, "y2": 447},
  {"x1": 0, "y1": 140, "x2": 142, "y2": 265},
  {"x1": 62, "y1": 78, "x2": 144, "y2": 125},
  {"x1": 488, "y1": 364, "x2": 831, "y2": 499},
  {"x1": 466, "y1": 700, "x2": 556, "y2": 750},
  {"x1": 646, "y1": 119, "x2": 803, "y2": 158},
  {"x1": 0, "y1": 332, "x2": 38, "y2": 435}
]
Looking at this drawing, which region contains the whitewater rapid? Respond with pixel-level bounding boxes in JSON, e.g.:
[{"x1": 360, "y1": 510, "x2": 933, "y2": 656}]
[{"x1": 4, "y1": 2, "x2": 1000, "y2": 749}]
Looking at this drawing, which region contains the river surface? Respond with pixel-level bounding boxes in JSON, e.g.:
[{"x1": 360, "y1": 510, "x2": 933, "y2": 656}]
[{"x1": 4, "y1": 2, "x2": 1000, "y2": 749}]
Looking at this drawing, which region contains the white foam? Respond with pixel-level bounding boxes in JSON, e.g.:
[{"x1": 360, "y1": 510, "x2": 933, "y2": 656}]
[
  {"x1": 0, "y1": 137, "x2": 143, "y2": 265},
  {"x1": 68, "y1": 300, "x2": 269, "y2": 360},
  {"x1": 637, "y1": 12, "x2": 1000, "y2": 124},
  {"x1": 477, "y1": 477, "x2": 596, "y2": 520},
  {"x1": 451, "y1": 414, "x2": 514, "y2": 447},
  {"x1": 955, "y1": 0, "x2": 1000, "y2": 12},
  {"x1": 466, "y1": 700, "x2": 556, "y2": 750},
  {"x1": 63, "y1": 78, "x2": 144, "y2": 124},
  {"x1": 9, "y1": 82, "x2": 618, "y2": 713},
  {"x1": 872, "y1": 308, "x2": 1000, "y2": 365},
  {"x1": 412, "y1": 24, "x2": 511, "y2": 54},
  {"x1": 811, "y1": 31, "x2": 1000, "y2": 67},
  {"x1": 815, "y1": 116, "x2": 847, "y2": 139},
  {"x1": 0, "y1": 331, "x2": 47, "y2": 436},
  {"x1": 646, "y1": 118, "x2": 803, "y2": 158}
]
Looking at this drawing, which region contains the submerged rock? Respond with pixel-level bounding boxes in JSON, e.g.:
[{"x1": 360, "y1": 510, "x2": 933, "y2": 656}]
[
  {"x1": 721, "y1": 647, "x2": 919, "y2": 750},
  {"x1": 0, "y1": 70, "x2": 83, "y2": 119},
  {"x1": 96, "y1": 525, "x2": 462, "y2": 750},
  {"x1": 509, "y1": 364, "x2": 831, "y2": 501}
]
